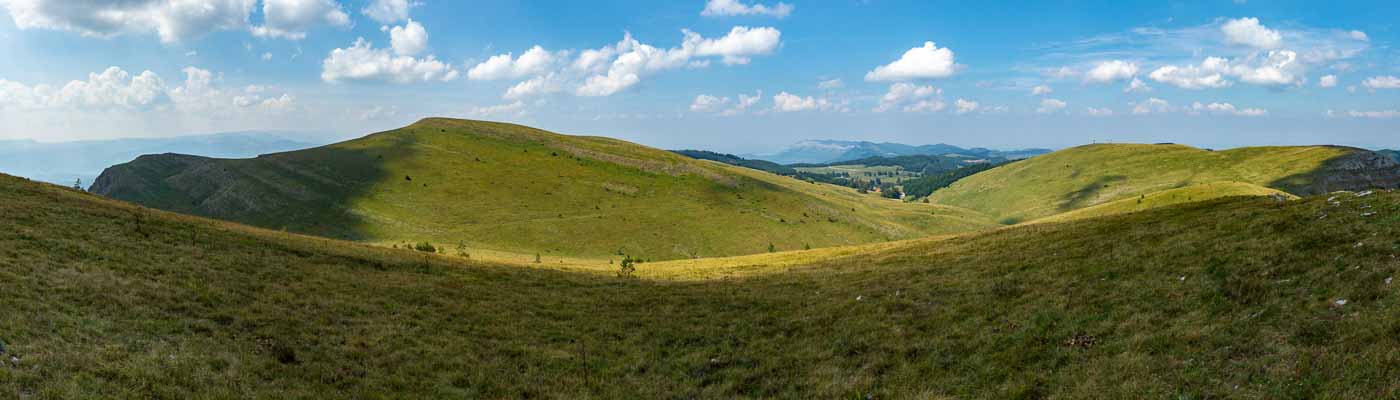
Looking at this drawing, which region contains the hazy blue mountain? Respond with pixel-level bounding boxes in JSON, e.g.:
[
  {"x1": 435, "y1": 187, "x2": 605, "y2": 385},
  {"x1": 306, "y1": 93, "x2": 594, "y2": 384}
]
[
  {"x1": 744, "y1": 140, "x2": 1051, "y2": 164},
  {"x1": 0, "y1": 131, "x2": 332, "y2": 188}
]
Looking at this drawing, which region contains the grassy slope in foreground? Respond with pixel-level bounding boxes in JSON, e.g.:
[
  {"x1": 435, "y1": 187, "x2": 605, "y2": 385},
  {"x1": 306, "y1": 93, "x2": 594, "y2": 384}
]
[
  {"x1": 929, "y1": 143, "x2": 1399, "y2": 223},
  {"x1": 5, "y1": 174, "x2": 1400, "y2": 398},
  {"x1": 91, "y1": 118, "x2": 995, "y2": 260}
]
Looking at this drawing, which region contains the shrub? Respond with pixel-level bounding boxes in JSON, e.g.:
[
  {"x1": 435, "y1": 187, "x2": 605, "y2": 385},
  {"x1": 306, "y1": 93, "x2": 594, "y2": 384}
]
[
  {"x1": 413, "y1": 242, "x2": 436, "y2": 253},
  {"x1": 617, "y1": 256, "x2": 637, "y2": 278}
]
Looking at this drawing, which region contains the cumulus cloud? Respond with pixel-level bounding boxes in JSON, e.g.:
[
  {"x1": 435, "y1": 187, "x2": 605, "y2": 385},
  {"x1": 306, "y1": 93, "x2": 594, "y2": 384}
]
[
  {"x1": 502, "y1": 74, "x2": 562, "y2": 100},
  {"x1": 865, "y1": 41, "x2": 958, "y2": 82},
  {"x1": 1362, "y1": 76, "x2": 1400, "y2": 90},
  {"x1": 1124, "y1": 78, "x2": 1151, "y2": 93},
  {"x1": 954, "y1": 99, "x2": 979, "y2": 114},
  {"x1": 1221, "y1": 17, "x2": 1282, "y2": 49},
  {"x1": 362, "y1": 0, "x2": 419, "y2": 24},
  {"x1": 1030, "y1": 85, "x2": 1053, "y2": 96},
  {"x1": 251, "y1": 0, "x2": 351, "y2": 40},
  {"x1": 575, "y1": 28, "x2": 781, "y2": 96},
  {"x1": 689, "y1": 94, "x2": 729, "y2": 112},
  {"x1": 1036, "y1": 98, "x2": 1067, "y2": 114},
  {"x1": 467, "y1": 46, "x2": 562, "y2": 81},
  {"x1": 817, "y1": 79, "x2": 844, "y2": 90},
  {"x1": 321, "y1": 38, "x2": 458, "y2": 83},
  {"x1": 772, "y1": 91, "x2": 840, "y2": 112},
  {"x1": 685, "y1": 26, "x2": 782, "y2": 65},
  {"x1": 1318, "y1": 74, "x2": 1337, "y2": 88},
  {"x1": 700, "y1": 0, "x2": 793, "y2": 18},
  {"x1": 0, "y1": 65, "x2": 298, "y2": 118},
  {"x1": 1084, "y1": 60, "x2": 1138, "y2": 83},
  {"x1": 1148, "y1": 58, "x2": 1233, "y2": 89},
  {"x1": 1132, "y1": 98, "x2": 1172, "y2": 114},
  {"x1": 389, "y1": 19, "x2": 428, "y2": 56},
  {"x1": 0, "y1": 0, "x2": 257, "y2": 43},
  {"x1": 1190, "y1": 101, "x2": 1266, "y2": 116},
  {"x1": 1348, "y1": 30, "x2": 1369, "y2": 41},
  {"x1": 874, "y1": 83, "x2": 941, "y2": 113},
  {"x1": 1147, "y1": 51, "x2": 1303, "y2": 89}
]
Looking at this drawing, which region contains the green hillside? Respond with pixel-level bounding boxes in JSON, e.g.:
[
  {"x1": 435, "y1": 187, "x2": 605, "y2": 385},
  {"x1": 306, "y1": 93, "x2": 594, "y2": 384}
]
[
  {"x1": 1030, "y1": 181, "x2": 1293, "y2": 223},
  {"x1": 5, "y1": 173, "x2": 1400, "y2": 398},
  {"x1": 92, "y1": 118, "x2": 996, "y2": 260},
  {"x1": 929, "y1": 143, "x2": 1400, "y2": 223}
]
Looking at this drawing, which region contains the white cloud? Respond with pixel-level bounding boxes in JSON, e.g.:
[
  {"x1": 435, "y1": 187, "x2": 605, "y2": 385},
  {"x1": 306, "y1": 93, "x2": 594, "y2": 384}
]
[
  {"x1": 467, "y1": 46, "x2": 562, "y2": 80},
  {"x1": 502, "y1": 74, "x2": 562, "y2": 100},
  {"x1": 700, "y1": 0, "x2": 793, "y2": 18},
  {"x1": 1362, "y1": 76, "x2": 1400, "y2": 90},
  {"x1": 1085, "y1": 107, "x2": 1114, "y2": 117},
  {"x1": 684, "y1": 26, "x2": 782, "y2": 65},
  {"x1": 251, "y1": 0, "x2": 351, "y2": 40},
  {"x1": 1043, "y1": 66, "x2": 1076, "y2": 80},
  {"x1": 865, "y1": 41, "x2": 958, "y2": 82},
  {"x1": 1221, "y1": 17, "x2": 1282, "y2": 49},
  {"x1": 185, "y1": 50, "x2": 198, "y2": 57},
  {"x1": 817, "y1": 79, "x2": 844, "y2": 90},
  {"x1": 575, "y1": 28, "x2": 781, "y2": 96},
  {"x1": 256, "y1": 93, "x2": 296, "y2": 113},
  {"x1": 874, "y1": 82, "x2": 941, "y2": 113},
  {"x1": 1148, "y1": 57, "x2": 1233, "y2": 89},
  {"x1": 321, "y1": 38, "x2": 458, "y2": 83},
  {"x1": 465, "y1": 101, "x2": 525, "y2": 117},
  {"x1": 954, "y1": 99, "x2": 979, "y2": 114},
  {"x1": 362, "y1": 0, "x2": 419, "y2": 24},
  {"x1": 1132, "y1": 98, "x2": 1171, "y2": 114},
  {"x1": 1319, "y1": 74, "x2": 1337, "y2": 88},
  {"x1": 1124, "y1": 78, "x2": 1151, "y2": 93},
  {"x1": 690, "y1": 94, "x2": 729, "y2": 112},
  {"x1": 389, "y1": 19, "x2": 427, "y2": 56},
  {"x1": 1030, "y1": 85, "x2": 1053, "y2": 96},
  {"x1": 1329, "y1": 109, "x2": 1399, "y2": 119},
  {"x1": 1036, "y1": 98, "x2": 1067, "y2": 114},
  {"x1": 1348, "y1": 30, "x2": 1369, "y2": 41},
  {"x1": 1084, "y1": 60, "x2": 1138, "y2": 83},
  {"x1": 1190, "y1": 101, "x2": 1266, "y2": 116},
  {"x1": 0, "y1": 65, "x2": 301, "y2": 120},
  {"x1": 772, "y1": 91, "x2": 837, "y2": 112},
  {"x1": 0, "y1": 0, "x2": 257, "y2": 43},
  {"x1": 1230, "y1": 50, "x2": 1303, "y2": 86},
  {"x1": 724, "y1": 91, "x2": 763, "y2": 115},
  {"x1": 261, "y1": 52, "x2": 273, "y2": 61}
]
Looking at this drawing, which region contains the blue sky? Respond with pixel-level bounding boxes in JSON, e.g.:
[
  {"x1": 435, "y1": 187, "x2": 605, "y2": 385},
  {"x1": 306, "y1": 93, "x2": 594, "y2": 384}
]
[{"x1": 1, "y1": 0, "x2": 1398, "y2": 154}]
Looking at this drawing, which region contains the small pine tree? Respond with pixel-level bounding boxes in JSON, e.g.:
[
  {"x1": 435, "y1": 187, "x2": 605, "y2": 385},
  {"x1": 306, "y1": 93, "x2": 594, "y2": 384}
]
[
  {"x1": 768, "y1": 243, "x2": 776, "y2": 253},
  {"x1": 534, "y1": 253, "x2": 542, "y2": 263},
  {"x1": 72, "y1": 178, "x2": 83, "y2": 191},
  {"x1": 804, "y1": 243, "x2": 811, "y2": 250},
  {"x1": 456, "y1": 241, "x2": 468, "y2": 257}
]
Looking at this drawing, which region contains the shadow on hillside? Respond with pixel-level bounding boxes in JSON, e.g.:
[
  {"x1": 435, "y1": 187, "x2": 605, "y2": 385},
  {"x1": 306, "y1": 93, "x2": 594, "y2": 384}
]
[
  {"x1": 1268, "y1": 149, "x2": 1400, "y2": 196},
  {"x1": 1060, "y1": 175, "x2": 1128, "y2": 211},
  {"x1": 93, "y1": 129, "x2": 422, "y2": 242}
]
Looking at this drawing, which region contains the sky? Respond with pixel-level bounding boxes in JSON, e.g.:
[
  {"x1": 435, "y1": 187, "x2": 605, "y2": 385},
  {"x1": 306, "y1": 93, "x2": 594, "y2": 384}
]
[{"x1": 0, "y1": 0, "x2": 1397, "y2": 154}]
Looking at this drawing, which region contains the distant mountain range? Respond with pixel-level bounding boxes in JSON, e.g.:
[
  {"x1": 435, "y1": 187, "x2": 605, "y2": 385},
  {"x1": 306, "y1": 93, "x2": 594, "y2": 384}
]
[
  {"x1": 743, "y1": 140, "x2": 1052, "y2": 165},
  {"x1": 0, "y1": 131, "x2": 330, "y2": 187}
]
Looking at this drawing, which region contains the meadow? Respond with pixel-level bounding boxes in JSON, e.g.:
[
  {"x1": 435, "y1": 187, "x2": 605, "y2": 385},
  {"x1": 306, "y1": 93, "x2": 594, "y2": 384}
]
[{"x1": 4, "y1": 172, "x2": 1398, "y2": 398}]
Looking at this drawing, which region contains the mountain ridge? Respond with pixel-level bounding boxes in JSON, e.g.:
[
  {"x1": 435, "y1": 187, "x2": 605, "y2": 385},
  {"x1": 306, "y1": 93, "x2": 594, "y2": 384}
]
[{"x1": 744, "y1": 139, "x2": 1051, "y2": 164}]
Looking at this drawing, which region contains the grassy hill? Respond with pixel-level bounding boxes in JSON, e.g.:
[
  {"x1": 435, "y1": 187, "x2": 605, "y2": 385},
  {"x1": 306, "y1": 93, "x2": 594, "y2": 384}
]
[
  {"x1": 5, "y1": 173, "x2": 1400, "y2": 398},
  {"x1": 929, "y1": 143, "x2": 1400, "y2": 223},
  {"x1": 1030, "y1": 181, "x2": 1294, "y2": 223},
  {"x1": 91, "y1": 118, "x2": 996, "y2": 260}
]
